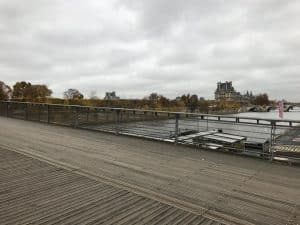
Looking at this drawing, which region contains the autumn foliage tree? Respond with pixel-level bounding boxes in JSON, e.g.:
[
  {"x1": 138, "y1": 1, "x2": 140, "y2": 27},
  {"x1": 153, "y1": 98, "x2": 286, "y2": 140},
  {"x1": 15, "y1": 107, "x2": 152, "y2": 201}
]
[
  {"x1": 12, "y1": 81, "x2": 31, "y2": 100},
  {"x1": 198, "y1": 98, "x2": 209, "y2": 113},
  {"x1": 12, "y1": 81, "x2": 52, "y2": 102},
  {"x1": 189, "y1": 94, "x2": 199, "y2": 112},
  {"x1": 180, "y1": 94, "x2": 199, "y2": 112},
  {"x1": 143, "y1": 93, "x2": 174, "y2": 110},
  {"x1": 252, "y1": 93, "x2": 270, "y2": 106},
  {"x1": 147, "y1": 93, "x2": 160, "y2": 109},
  {"x1": 29, "y1": 85, "x2": 53, "y2": 102},
  {"x1": 63, "y1": 89, "x2": 84, "y2": 100},
  {"x1": 0, "y1": 81, "x2": 12, "y2": 100}
]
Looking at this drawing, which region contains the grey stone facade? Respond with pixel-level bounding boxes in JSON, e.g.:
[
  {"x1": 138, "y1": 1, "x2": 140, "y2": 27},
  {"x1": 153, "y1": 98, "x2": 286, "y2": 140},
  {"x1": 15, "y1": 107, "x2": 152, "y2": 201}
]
[
  {"x1": 104, "y1": 91, "x2": 120, "y2": 100},
  {"x1": 215, "y1": 81, "x2": 254, "y2": 102}
]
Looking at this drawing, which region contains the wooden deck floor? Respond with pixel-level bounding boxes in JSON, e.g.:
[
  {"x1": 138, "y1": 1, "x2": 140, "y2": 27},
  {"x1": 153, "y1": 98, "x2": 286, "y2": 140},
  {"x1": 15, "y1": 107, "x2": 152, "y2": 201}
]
[
  {"x1": 0, "y1": 149, "x2": 221, "y2": 225},
  {"x1": 0, "y1": 117, "x2": 300, "y2": 225}
]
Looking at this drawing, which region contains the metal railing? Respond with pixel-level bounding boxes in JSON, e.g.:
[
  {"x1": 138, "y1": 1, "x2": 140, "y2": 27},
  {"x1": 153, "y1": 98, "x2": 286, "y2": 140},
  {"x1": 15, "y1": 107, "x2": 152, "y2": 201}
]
[{"x1": 1, "y1": 101, "x2": 300, "y2": 163}]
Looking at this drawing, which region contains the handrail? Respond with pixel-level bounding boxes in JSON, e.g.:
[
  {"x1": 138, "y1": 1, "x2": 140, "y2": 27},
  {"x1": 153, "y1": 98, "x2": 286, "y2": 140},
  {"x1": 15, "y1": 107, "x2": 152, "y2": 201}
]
[
  {"x1": 1, "y1": 100, "x2": 299, "y2": 162},
  {"x1": 1, "y1": 101, "x2": 300, "y2": 127}
]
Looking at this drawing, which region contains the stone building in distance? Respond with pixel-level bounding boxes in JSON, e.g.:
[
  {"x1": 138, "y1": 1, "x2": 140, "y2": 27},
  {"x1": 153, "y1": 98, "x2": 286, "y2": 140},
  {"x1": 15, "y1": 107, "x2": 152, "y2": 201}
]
[
  {"x1": 215, "y1": 81, "x2": 254, "y2": 103},
  {"x1": 104, "y1": 91, "x2": 120, "y2": 100}
]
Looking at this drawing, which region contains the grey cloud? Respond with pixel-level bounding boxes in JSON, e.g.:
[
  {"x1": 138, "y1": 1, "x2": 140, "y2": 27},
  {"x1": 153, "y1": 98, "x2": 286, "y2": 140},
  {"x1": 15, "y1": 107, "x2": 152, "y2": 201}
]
[{"x1": 0, "y1": 0, "x2": 299, "y2": 101}]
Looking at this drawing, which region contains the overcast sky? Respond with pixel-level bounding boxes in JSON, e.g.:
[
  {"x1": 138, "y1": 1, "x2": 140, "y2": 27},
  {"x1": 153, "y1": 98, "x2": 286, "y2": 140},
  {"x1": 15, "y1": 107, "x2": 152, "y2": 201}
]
[{"x1": 0, "y1": 0, "x2": 300, "y2": 101}]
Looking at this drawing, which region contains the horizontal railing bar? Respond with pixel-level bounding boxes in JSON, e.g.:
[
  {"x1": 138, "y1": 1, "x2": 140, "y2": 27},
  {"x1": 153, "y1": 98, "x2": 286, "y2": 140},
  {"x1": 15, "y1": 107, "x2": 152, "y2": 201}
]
[
  {"x1": 1, "y1": 101, "x2": 300, "y2": 163},
  {"x1": 2, "y1": 101, "x2": 300, "y2": 127}
]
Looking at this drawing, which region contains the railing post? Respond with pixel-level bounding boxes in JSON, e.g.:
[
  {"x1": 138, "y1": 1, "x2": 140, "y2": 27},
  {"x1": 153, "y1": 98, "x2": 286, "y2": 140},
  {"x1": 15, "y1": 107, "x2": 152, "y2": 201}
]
[
  {"x1": 175, "y1": 113, "x2": 179, "y2": 144},
  {"x1": 6, "y1": 102, "x2": 9, "y2": 117},
  {"x1": 269, "y1": 121, "x2": 276, "y2": 161},
  {"x1": 38, "y1": 104, "x2": 41, "y2": 122},
  {"x1": 47, "y1": 104, "x2": 51, "y2": 124},
  {"x1": 206, "y1": 115, "x2": 209, "y2": 131},
  {"x1": 87, "y1": 107, "x2": 90, "y2": 123},
  {"x1": 115, "y1": 109, "x2": 121, "y2": 134},
  {"x1": 25, "y1": 103, "x2": 29, "y2": 120},
  {"x1": 74, "y1": 106, "x2": 79, "y2": 127}
]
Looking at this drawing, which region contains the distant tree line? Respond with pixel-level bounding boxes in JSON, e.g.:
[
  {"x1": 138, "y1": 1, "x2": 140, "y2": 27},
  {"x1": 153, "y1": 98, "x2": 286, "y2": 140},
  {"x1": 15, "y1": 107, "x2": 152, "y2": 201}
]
[
  {"x1": 0, "y1": 80, "x2": 272, "y2": 113},
  {"x1": 52, "y1": 92, "x2": 210, "y2": 113}
]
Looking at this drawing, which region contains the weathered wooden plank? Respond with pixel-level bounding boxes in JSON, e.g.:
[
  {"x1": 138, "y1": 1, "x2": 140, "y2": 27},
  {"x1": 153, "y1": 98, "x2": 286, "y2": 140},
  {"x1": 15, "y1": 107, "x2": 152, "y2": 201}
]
[
  {"x1": 0, "y1": 149, "x2": 222, "y2": 225},
  {"x1": 0, "y1": 117, "x2": 299, "y2": 225}
]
